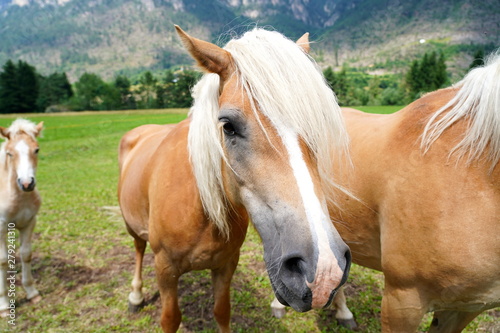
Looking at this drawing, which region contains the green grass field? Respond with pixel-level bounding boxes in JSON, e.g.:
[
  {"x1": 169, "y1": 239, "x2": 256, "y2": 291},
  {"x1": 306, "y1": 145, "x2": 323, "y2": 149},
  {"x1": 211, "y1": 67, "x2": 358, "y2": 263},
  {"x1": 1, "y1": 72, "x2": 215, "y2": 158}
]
[{"x1": 0, "y1": 108, "x2": 498, "y2": 332}]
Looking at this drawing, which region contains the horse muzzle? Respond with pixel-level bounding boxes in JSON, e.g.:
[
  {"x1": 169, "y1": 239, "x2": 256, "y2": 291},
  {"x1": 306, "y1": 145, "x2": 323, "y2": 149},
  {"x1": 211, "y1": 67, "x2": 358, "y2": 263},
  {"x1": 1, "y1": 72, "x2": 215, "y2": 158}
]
[
  {"x1": 18, "y1": 177, "x2": 36, "y2": 192},
  {"x1": 269, "y1": 246, "x2": 352, "y2": 312}
]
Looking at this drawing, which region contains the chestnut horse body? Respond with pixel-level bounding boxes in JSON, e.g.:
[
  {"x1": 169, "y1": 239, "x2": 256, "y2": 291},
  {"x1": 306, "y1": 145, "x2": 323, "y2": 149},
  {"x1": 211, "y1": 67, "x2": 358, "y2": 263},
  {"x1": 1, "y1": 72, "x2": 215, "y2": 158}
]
[
  {"x1": 0, "y1": 119, "x2": 43, "y2": 316},
  {"x1": 118, "y1": 26, "x2": 351, "y2": 332},
  {"x1": 273, "y1": 53, "x2": 500, "y2": 331},
  {"x1": 337, "y1": 55, "x2": 500, "y2": 331}
]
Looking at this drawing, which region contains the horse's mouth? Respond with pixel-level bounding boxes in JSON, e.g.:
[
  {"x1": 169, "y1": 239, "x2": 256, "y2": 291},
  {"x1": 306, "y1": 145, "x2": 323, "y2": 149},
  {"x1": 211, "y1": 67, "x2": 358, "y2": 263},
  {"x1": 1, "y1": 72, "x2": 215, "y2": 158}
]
[{"x1": 274, "y1": 281, "x2": 337, "y2": 311}]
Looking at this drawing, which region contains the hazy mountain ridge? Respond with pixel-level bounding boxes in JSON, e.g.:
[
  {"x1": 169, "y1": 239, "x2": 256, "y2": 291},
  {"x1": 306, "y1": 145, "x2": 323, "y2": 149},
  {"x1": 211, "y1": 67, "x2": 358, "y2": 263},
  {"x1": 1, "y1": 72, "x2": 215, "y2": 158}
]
[{"x1": 0, "y1": 0, "x2": 498, "y2": 81}]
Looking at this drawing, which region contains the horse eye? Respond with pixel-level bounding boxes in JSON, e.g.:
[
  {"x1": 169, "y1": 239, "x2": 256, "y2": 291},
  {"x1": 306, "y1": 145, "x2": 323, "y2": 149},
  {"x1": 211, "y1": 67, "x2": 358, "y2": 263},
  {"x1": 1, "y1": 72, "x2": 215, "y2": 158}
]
[
  {"x1": 34, "y1": 148, "x2": 39, "y2": 154},
  {"x1": 221, "y1": 120, "x2": 236, "y2": 136}
]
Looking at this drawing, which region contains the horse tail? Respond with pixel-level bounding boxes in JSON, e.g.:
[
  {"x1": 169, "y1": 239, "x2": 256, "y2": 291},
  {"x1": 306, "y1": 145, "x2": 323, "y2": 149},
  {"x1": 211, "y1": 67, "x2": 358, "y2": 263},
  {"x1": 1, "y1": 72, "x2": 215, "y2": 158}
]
[{"x1": 421, "y1": 49, "x2": 500, "y2": 170}]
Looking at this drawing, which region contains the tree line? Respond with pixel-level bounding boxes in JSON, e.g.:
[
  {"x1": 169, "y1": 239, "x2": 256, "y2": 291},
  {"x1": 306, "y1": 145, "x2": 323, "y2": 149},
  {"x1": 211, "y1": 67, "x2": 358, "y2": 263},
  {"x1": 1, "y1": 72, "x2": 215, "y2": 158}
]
[
  {"x1": 0, "y1": 50, "x2": 485, "y2": 113},
  {"x1": 323, "y1": 49, "x2": 484, "y2": 106},
  {"x1": 0, "y1": 61, "x2": 200, "y2": 113}
]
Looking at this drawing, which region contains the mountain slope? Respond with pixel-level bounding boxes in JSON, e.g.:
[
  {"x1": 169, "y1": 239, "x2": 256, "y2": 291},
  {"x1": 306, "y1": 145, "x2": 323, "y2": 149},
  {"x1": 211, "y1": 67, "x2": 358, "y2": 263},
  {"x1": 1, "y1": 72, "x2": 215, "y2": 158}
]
[{"x1": 0, "y1": 0, "x2": 498, "y2": 81}]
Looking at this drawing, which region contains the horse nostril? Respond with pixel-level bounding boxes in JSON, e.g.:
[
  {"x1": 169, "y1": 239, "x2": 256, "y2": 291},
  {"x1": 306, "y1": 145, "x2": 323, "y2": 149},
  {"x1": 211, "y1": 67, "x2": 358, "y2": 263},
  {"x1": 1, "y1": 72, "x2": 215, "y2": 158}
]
[{"x1": 283, "y1": 255, "x2": 304, "y2": 275}]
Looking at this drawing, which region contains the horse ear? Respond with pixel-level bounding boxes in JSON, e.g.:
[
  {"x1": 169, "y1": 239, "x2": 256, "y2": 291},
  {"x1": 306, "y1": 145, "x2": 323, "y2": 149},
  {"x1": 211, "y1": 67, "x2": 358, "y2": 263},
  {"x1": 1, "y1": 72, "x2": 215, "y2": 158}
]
[
  {"x1": 175, "y1": 25, "x2": 235, "y2": 82},
  {"x1": 0, "y1": 126, "x2": 9, "y2": 140},
  {"x1": 35, "y1": 121, "x2": 44, "y2": 137},
  {"x1": 296, "y1": 32, "x2": 310, "y2": 54}
]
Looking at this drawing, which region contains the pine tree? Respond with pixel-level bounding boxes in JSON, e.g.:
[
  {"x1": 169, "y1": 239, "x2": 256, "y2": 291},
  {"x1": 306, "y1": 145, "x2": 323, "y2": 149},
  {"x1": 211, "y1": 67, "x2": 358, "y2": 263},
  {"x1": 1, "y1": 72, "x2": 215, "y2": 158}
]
[
  {"x1": 37, "y1": 72, "x2": 73, "y2": 112},
  {"x1": 405, "y1": 60, "x2": 422, "y2": 98},
  {"x1": 16, "y1": 60, "x2": 39, "y2": 113},
  {"x1": 114, "y1": 75, "x2": 135, "y2": 109},
  {"x1": 405, "y1": 52, "x2": 447, "y2": 101},
  {"x1": 434, "y1": 52, "x2": 448, "y2": 89},
  {"x1": 74, "y1": 72, "x2": 106, "y2": 110},
  {"x1": 138, "y1": 71, "x2": 157, "y2": 109},
  {"x1": 0, "y1": 60, "x2": 21, "y2": 113},
  {"x1": 468, "y1": 49, "x2": 485, "y2": 71},
  {"x1": 323, "y1": 66, "x2": 348, "y2": 105}
]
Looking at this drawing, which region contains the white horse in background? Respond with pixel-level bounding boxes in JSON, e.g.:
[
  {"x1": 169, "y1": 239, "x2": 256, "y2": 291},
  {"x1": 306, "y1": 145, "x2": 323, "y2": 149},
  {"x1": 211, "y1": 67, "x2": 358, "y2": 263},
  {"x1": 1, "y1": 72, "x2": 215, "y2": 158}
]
[{"x1": 0, "y1": 119, "x2": 43, "y2": 317}]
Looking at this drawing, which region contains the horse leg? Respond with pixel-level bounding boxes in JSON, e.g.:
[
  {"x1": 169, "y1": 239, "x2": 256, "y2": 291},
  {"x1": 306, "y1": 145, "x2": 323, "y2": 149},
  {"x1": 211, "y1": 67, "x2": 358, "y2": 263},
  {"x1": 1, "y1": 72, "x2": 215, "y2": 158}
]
[
  {"x1": 381, "y1": 284, "x2": 427, "y2": 332},
  {"x1": 128, "y1": 237, "x2": 147, "y2": 312},
  {"x1": 427, "y1": 310, "x2": 482, "y2": 333},
  {"x1": 155, "y1": 252, "x2": 181, "y2": 333},
  {"x1": 0, "y1": 222, "x2": 10, "y2": 316},
  {"x1": 333, "y1": 286, "x2": 357, "y2": 330},
  {"x1": 18, "y1": 219, "x2": 41, "y2": 304},
  {"x1": 211, "y1": 253, "x2": 239, "y2": 333},
  {"x1": 271, "y1": 296, "x2": 286, "y2": 318}
]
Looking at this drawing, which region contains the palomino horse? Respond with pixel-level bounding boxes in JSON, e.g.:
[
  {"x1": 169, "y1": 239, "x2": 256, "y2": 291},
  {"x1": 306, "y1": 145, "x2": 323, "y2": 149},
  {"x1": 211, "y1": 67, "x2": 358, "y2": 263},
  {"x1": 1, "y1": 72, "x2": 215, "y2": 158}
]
[
  {"x1": 0, "y1": 119, "x2": 43, "y2": 317},
  {"x1": 272, "y1": 52, "x2": 500, "y2": 331},
  {"x1": 118, "y1": 26, "x2": 352, "y2": 332}
]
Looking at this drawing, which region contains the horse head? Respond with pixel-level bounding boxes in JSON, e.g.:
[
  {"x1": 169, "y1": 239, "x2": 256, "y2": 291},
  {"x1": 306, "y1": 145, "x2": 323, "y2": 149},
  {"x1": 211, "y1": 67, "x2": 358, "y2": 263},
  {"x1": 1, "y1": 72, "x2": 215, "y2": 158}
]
[
  {"x1": 176, "y1": 26, "x2": 351, "y2": 312},
  {"x1": 0, "y1": 119, "x2": 43, "y2": 192}
]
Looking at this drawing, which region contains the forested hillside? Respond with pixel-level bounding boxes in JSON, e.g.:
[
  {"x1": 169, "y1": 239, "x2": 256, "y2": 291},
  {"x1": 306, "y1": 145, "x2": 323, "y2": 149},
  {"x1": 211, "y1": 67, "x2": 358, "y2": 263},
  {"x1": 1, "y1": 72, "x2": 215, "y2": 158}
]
[{"x1": 0, "y1": 0, "x2": 498, "y2": 81}]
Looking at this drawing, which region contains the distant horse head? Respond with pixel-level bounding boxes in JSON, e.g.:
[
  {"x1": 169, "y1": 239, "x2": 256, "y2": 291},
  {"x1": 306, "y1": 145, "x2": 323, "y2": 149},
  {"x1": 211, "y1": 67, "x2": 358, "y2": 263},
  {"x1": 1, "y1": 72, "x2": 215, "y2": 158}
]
[
  {"x1": 177, "y1": 26, "x2": 351, "y2": 312},
  {"x1": 0, "y1": 119, "x2": 43, "y2": 192}
]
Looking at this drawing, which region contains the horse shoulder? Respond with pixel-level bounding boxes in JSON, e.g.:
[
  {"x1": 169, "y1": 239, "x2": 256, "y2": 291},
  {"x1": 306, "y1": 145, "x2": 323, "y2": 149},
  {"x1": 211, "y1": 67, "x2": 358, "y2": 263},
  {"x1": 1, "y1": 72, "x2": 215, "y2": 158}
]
[{"x1": 147, "y1": 121, "x2": 213, "y2": 257}]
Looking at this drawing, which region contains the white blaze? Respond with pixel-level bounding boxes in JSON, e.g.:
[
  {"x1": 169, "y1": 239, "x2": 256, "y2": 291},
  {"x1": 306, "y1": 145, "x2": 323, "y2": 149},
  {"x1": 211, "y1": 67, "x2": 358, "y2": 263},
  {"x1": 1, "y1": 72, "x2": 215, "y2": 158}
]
[
  {"x1": 278, "y1": 125, "x2": 342, "y2": 308},
  {"x1": 15, "y1": 140, "x2": 35, "y2": 183}
]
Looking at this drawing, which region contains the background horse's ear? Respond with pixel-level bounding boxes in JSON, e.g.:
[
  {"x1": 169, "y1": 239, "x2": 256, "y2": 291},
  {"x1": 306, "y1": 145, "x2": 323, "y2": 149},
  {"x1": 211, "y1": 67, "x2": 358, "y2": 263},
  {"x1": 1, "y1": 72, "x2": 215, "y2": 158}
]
[
  {"x1": 35, "y1": 122, "x2": 44, "y2": 137},
  {"x1": 296, "y1": 32, "x2": 310, "y2": 54},
  {"x1": 175, "y1": 25, "x2": 235, "y2": 82},
  {"x1": 0, "y1": 126, "x2": 9, "y2": 140}
]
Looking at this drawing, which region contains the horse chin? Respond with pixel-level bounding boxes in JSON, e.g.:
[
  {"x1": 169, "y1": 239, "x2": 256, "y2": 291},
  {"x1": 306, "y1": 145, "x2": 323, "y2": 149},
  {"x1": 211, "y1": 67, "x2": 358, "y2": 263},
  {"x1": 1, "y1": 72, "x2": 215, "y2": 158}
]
[{"x1": 272, "y1": 282, "x2": 312, "y2": 312}]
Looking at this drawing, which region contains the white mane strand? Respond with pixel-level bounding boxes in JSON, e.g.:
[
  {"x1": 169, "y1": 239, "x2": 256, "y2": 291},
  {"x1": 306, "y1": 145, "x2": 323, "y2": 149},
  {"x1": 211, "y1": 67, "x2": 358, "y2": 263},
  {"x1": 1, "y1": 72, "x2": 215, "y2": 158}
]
[
  {"x1": 188, "y1": 28, "x2": 349, "y2": 239},
  {"x1": 421, "y1": 51, "x2": 500, "y2": 168}
]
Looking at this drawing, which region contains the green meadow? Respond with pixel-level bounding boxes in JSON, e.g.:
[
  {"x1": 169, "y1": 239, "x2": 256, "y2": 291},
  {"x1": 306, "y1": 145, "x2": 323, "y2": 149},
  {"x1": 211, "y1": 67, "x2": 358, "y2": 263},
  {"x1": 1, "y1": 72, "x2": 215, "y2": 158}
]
[{"x1": 0, "y1": 108, "x2": 497, "y2": 332}]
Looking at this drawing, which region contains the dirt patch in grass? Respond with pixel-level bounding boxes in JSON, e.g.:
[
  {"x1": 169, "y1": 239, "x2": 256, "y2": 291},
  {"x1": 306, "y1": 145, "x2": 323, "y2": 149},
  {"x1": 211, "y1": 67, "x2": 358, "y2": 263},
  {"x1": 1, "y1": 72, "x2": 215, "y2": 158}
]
[
  {"x1": 19, "y1": 240, "x2": 273, "y2": 332},
  {"x1": 7, "y1": 237, "x2": 499, "y2": 333}
]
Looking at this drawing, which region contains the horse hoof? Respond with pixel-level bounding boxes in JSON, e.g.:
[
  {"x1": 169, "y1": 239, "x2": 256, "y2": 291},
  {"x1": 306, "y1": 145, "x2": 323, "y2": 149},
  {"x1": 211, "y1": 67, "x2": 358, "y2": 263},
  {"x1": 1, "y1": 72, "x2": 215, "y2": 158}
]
[
  {"x1": 29, "y1": 294, "x2": 42, "y2": 305},
  {"x1": 271, "y1": 307, "x2": 286, "y2": 319},
  {"x1": 337, "y1": 318, "x2": 358, "y2": 330},
  {"x1": 128, "y1": 300, "x2": 145, "y2": 313}
]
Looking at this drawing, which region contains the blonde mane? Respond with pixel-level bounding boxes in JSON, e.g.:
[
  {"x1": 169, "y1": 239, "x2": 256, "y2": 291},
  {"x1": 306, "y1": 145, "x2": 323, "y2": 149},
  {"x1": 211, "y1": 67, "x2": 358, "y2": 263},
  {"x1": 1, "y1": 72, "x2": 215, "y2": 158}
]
[
  {"x1": 421, "y1": 51, "x2": 500, "y2": 168},
  {"x1": 2, "y1": 118, "x2": 40, "y2": 139},
  {"x1": 188, "y1": 28, "x2": 349, "y2": 239}
]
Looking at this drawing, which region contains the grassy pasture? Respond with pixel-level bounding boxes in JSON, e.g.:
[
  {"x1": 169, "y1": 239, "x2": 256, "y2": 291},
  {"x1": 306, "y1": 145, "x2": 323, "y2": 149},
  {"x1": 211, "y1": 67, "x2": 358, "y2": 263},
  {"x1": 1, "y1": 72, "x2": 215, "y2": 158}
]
[{"x1": 0, "y1": 108, "x2": 498, "y2": 332}]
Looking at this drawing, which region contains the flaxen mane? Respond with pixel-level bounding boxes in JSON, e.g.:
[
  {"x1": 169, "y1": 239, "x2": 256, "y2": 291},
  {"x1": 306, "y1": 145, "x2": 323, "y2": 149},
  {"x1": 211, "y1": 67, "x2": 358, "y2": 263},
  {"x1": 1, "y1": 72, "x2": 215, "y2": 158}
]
[
  {"x1": 188, "y1": 28, "x2": 349, "y2": 239},
  {"x1": 421, "y1": 51, "x2": 500, "y2": 168}
]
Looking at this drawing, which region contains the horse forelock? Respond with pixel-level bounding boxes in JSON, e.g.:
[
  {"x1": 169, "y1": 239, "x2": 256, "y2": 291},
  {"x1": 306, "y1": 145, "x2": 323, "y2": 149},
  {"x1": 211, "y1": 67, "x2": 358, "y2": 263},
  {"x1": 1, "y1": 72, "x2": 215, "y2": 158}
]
[
  {"x1": 188, "y1": 29, "x2": 351, "y2": 239},
  {"x1": 5, "y1": 119, "x2": 40, "y2": 139},
  {"x1": 226, "y1": 28, "x2": 351, "y2": 204},
  {"x1": 421, "y1": 50, "x2": 500, "y2": 169}
]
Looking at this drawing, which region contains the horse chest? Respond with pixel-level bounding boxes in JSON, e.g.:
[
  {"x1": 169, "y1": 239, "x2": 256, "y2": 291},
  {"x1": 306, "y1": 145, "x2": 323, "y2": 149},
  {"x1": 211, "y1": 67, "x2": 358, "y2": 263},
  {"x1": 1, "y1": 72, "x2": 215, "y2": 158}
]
[{"x1": 0, "y1": 190, "x2": 40, "y2": 227}]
